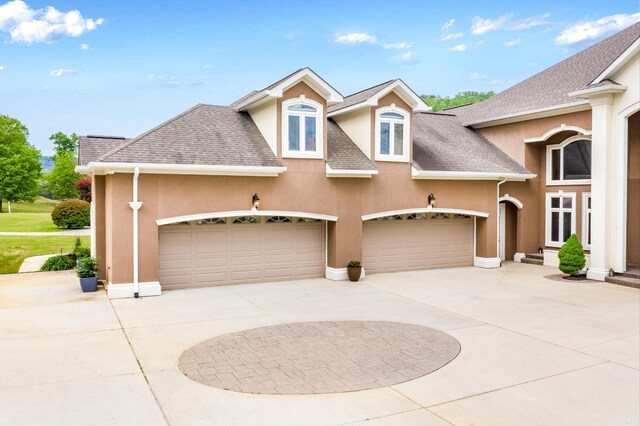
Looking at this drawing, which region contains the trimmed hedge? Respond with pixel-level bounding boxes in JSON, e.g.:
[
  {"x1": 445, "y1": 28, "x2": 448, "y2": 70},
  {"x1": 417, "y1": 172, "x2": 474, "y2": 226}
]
[
  {"x1": 51, "y1": 199, "x2": 90, "y2": 229},
  {"x1": 558, "y1": 234, "x2": 586, "y2": 276}
]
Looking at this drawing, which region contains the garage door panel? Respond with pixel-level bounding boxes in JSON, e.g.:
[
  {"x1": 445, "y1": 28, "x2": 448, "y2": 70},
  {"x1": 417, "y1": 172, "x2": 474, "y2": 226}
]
[{"x1": 159, "y1": 220, "x2": 325, "y2": 289}]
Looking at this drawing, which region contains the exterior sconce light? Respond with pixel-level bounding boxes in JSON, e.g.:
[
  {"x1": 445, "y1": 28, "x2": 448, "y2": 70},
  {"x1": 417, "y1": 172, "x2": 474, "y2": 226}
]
[
  {"x1": 251, "y1": 193, "x2": 260, "y2": 212},
  {"x1": 538, "y1": 247, "x2": 544, "y2": 254},
  {"x1": 427, "y1": 193, "x2": 436, "y2": 208}
]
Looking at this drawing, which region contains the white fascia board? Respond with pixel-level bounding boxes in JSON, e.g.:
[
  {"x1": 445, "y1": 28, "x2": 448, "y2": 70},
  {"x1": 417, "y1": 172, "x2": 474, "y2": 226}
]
[
  {"x1": 372, "y1": 80, "x2": 430, "y2": 112},
  {"x1": 86, "y1": 162, "x2": 286, "y2": 177},
  {"x1": 362, "y1": 207, "x2": 489, "y2": 221},
  {"x1": 412, "y1": 167, "x2": 536, "y2": 181},
  {"x1": 265, "y1": 69, "x2": 343, "y2": 104},
  {"x1": 568, "y1": 84, "x2": 628, "y2": 99},
  {"x1": 234, "y1": 91, "x2": 269, "y2": 111},
  {"x1": 75, "y1": 165, "x2": 91, "y2": 174},
  {"x1": 325, "y1": 164, "x2": 378, "y2": 178},
  {"x1": 157, "y1": 210, "x2": 339, "y2": 226},
  {"x1": 464, "y1": 101, "x2": 590, "y2": 128},
  {"x1": 327, "y1": 101, "x2": 372, "y2": 118},
  {"x1": 592, "y1": 39, "x2": 640, "y2": 84}
]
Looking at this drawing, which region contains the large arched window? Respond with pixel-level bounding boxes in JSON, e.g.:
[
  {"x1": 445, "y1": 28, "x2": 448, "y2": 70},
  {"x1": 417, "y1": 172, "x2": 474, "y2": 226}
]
[
  {"x1": 282, "y1": 97, "x2": 323, "y2": 159},
  {"x1": 546, "y1": 136, "x2": 591, "y2": 185},
  {"x1": 375, "y1": 106, "x2": 410, "y2": 162}
]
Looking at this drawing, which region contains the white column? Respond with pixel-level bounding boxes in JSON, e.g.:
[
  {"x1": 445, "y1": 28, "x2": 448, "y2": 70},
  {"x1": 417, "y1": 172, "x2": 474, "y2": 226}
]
[{"x1": 587, "y1": 94, "x2": 615, "y2": 281}]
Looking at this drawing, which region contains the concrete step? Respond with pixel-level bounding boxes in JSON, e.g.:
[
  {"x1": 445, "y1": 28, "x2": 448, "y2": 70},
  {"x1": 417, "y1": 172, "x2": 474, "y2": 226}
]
[
  {"x1": 619, "y1": 270, "x2": 640, "y2": 279},
  {"x1": 605, "y1": 275, "x2": 640, "y2": 289},
  {"x1": 525, "y1": 253, "x2": 544, "y2": 260},
  {"x1": 521, "y1": 257, "x2": 543, "y2": 266}
]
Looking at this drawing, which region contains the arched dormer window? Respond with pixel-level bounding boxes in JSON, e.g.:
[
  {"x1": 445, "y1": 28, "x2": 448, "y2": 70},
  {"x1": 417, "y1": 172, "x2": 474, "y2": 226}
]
[
  {"x1": 375, "y1": 106, "x2": 409, "y2": 162},
  {"x1": 546, "y1": 135, "x2": 592, "y2": 185},
  {"x1": 282, "y1": 97, "x2": 323, "y2": 159}
]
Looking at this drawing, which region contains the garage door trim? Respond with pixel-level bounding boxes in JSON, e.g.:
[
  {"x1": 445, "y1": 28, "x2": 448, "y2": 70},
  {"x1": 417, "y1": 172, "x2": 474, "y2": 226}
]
[
  {"x1": 362, "y1": 207, "x2": 489, "y2": 221},
  {"x1": 157, "y1": 210, "x2": 338, "y2": 226}
]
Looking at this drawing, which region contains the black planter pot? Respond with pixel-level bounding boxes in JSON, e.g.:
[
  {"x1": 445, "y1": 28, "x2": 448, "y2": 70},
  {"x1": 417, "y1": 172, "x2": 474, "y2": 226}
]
[
  {"x1": 80, "y1": 276, "x2": 98, "y2": 292},
  {"x1": 347, "y1": 266, "x2": 362, "y2": 282}
]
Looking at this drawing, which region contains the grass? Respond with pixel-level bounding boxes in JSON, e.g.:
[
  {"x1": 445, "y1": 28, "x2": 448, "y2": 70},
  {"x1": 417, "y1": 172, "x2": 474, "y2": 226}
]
[
  {"x1": 1, "y1": 196, "x2": 58, "y2": 213},
  {"x1": 0, "y1": 236, "x2": 90, "y2": 274},
  {"x1": 0, "y1": 213, "x2": 59, "y2": 232}
]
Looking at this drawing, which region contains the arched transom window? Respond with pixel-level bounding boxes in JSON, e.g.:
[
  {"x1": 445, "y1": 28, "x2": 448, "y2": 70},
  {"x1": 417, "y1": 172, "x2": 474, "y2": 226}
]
[
  {"x1": 547, "y1": 136, "x2": 591, "y2": 185},
  {"x1": 282, "y1": 98, "x2": 323, "y2": 159},
  {"x1": 375, "y1": 106, "x2": 409, "y2": 162}
]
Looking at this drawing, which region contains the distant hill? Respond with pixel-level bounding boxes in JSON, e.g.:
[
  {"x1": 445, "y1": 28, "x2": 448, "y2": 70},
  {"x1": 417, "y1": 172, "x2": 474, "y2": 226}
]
[{"x1": 40, "y1": 156, "x2": 54, "y2": 173}]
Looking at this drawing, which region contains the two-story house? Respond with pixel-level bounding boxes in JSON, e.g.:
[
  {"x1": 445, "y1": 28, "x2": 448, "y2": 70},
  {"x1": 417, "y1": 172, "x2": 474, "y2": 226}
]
[{"x1": 78, "y1": 23, "x2": 639, "y2": 297}]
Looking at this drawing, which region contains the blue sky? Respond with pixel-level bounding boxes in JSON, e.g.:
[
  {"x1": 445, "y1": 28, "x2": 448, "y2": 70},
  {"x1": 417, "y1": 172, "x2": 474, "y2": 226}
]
[{"x1": 1, "y1": 1, "x2": 638, "y2": 155}]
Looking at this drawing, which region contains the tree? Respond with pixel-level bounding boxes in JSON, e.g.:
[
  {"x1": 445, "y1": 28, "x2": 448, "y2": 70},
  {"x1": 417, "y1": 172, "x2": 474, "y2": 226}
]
[
  {"x1": 0, "y1": 115, "x2": 42, "y2": 212},
  {"x1": 558, "y1": 234, "x2": 586, "y2": 276},
  {"x1": 48, "y1": 150, "x2": 81, "y2": 200},
  {"x1": 49, "y1": 132, "x2": 78, "y2": 157},
  {"x1": 73, "y1": 177, "x2": 92, "y2": 202},
  {"x1": 421, "y1": 91, "x2": 495, "y2": 112}
]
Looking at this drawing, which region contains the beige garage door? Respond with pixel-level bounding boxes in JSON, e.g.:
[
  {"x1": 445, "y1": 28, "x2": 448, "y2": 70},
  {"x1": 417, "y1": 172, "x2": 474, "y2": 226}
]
[
  {"x1": 363, "y1": 213, "x2": 473, "y2": 274},
  {"x1": 158, "y1": 216, "x2": 325, "y2": 290}
]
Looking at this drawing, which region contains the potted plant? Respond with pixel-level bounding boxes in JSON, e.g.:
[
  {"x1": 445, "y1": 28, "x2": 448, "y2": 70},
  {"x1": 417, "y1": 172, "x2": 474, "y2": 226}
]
[
  {"x1": 77, "y1": 256, "x2": 98, "y2": 292},
  {"x1": 558, "y1": 234, "x2": 587, "y2": 280},
  {"x1": 347, "y1": 260, "x2": 362, "y2": 282}
]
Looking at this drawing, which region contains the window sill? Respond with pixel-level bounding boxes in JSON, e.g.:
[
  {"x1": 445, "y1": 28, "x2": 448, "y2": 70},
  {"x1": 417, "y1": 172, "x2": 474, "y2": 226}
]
[
  {"x1": 374, "y1": 155, "x2": 410, "y2": 163},
  {"x1": 282, "y1": 152, "x2": 324, "y2": 160},
  {"x1": 546, "y1": 180, "x2": 591, "y2": 186}
]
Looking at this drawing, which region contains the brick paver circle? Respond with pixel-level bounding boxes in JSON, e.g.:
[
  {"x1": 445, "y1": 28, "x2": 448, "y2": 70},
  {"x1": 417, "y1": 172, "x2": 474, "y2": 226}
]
[{"x1": 178, "y1": 321, "x2": 461, "y2": 395}]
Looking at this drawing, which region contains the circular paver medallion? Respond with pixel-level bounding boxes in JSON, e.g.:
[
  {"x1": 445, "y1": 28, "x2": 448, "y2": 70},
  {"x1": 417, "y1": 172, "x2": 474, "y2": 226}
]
[{"x1": 178, "y1": 321, "x2": 460, "y2": 395}]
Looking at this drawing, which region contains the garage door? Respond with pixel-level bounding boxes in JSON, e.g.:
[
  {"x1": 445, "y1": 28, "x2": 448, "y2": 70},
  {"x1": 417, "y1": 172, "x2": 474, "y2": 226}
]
[
  {"x1": 158, "y1": 216, "x2": 325, "y2": 290},
  {"x1": 363, "y1": 212, "x2": 473, "y2": 274}
]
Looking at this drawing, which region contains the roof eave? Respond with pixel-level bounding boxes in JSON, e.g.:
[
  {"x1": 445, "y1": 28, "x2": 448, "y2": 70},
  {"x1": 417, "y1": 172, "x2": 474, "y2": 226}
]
[
  {"x1": 325, "y1": 164, "x2": 378, "y2": 178},
  {"x1": 568, "y1": 84, "x2": 628, "y2": 99},
  {"x1": 591, "y1": 38, "x2": 640, "y2": 84},
  {"x1": 411, "y1": 167, "x2": 536, "y2": 181},
  {"x1": 82, "y1": 162, "x2": 287, "y2": 177},
  {"x1": 463, "y1": 101, "x2": 591, "y2": 128}
]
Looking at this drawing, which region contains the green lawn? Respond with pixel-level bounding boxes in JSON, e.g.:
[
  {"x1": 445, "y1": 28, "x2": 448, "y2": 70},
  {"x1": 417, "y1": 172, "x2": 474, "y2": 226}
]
[
  {"x1": 1, "y1": 196, "x2": 58, "y2": 213},
  {"x1": 0, "y1": 213, "x2": 59, "y2": 232},
  {"x1": 0, "y1": 236, "x2": 90, "y2": 274}
]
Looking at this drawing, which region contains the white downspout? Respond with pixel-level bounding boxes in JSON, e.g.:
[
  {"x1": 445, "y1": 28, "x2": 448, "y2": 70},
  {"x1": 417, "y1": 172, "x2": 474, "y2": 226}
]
[
  {"x1": 129, "y1": 167, "x2": 142, "y2": 298},
  {"x1": 496, "y1": 178, "x2": 507, "y2": 261}
]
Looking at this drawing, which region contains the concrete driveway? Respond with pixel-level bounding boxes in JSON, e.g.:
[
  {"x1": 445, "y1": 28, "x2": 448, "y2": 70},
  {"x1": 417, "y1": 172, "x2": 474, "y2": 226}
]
[{"x1": 0, "y1": 264, "x2": 638, "y2": 425}]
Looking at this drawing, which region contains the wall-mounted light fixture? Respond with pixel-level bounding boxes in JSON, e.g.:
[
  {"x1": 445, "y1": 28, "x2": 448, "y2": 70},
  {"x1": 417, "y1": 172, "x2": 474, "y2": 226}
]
[
  {"x1": 427, "y1": 193, "x2": 436, "y2": 208},
  {"x1": 251, "y1": 193, "x2": 261, "y2": 211}
]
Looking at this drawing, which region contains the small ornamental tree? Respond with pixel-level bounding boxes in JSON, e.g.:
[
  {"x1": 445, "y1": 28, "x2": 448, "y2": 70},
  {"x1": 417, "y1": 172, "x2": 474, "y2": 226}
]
[
  {"x1": 73, "y1": 177, "x2": 92, "y2": 202},
  {"x1": 51, "y1": 199, "x2": 90, "y2": 229},
  {"x1": 558, "y1": 234, "x2": 586, "y2": 276}
]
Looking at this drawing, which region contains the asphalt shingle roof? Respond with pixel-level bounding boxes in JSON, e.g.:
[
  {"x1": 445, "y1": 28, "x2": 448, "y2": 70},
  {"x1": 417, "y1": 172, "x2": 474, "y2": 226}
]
[
  {"x1": 99, "y1": 104, "x2": 283, "y2": 167},
  {"x1": 454, "y1": 22, "x2": 640, "y2": 125},
  {"x1": 412, "y1": 113, "x2": 532, "y2": 175},
  {"x1": 327, "y1": 80, "x2": 395, "y2": 114},
  {"x1": 326, "y1": 120, "x2": 377, "y2": 171},
  {"x1": 78, "y1": 135, "x2": 129, "y2": 166}
]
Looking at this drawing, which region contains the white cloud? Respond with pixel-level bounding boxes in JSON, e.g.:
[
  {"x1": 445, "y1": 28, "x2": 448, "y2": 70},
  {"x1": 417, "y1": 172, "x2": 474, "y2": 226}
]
[
  {"x1": 441, "y1": 19, "x2": 455, "y2": 33},
  {"x1": 0, "y1": 0, "x2": 103, "y2": 44},
  {"x1": 450, "y1": 44, "x2": 468, "y2": 52},
  {"x1": 470, "y1": 72, "x2": 486, "y2": 80},
  {"x1": 49, "y1": 68, "x2": 75, "y2": 77},
  {"x1": 0, "y1": 65, "x2": 4, "y2": 71},
  {"x1": 555, "y1": 13, "x2": 640, "y2": 46},
  {"x1": 504, "y1": 38, "x2": 522, "y2": 47},
  {"x1": 203, "y1": 63, "x2": 213, "y2": 69},
  {"x1": 398, "y1": 51, "x2": 414, "y2": 61},
  {"x1": 510, "y1": 13, "x2": 551, "y2": 30},
  {"x1": 471, "y1": 13, "x2": 513, "y2": 35},
  {"x1": 80, "y1": 42, "x2": 88, "y2": 50},
  {"x1": 147, "y1": 73, "x2": 163, "y2": 81},
  {"x1": 440, "y1": 32, "x2": 464, "y2": 41},
  {"x1": 383, "y1": 42, "x2": 411, "y2": 49},
  {"x1": 334, "y1": 32, "x2": 377, "y2": 44}
]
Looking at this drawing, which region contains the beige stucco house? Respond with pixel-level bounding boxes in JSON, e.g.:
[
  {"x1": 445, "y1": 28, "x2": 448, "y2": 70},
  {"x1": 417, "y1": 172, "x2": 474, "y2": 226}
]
[{"x1": 78, "y1": 23, "x2": 639, "y2": 298}]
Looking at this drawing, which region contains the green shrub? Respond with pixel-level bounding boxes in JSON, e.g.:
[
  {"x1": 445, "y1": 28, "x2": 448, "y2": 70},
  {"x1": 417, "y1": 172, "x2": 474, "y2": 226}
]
[
  {"x1": 51, "y1": 199, "x2": 90, "y2": 229},
  {"x1": 40, "y1": 254, "x2": 76, "y2": 271},
  {"x1": 558, "y1": 234, "x2": 586, "y2": 276},
  {"x1": 76, "y1": 257, "x2": 98, "y2": 278},
  {"x1": 347, "y1": 260, "x2": 361, "y2": 267},
  {"x1": 72, "y1": 237, "x2": 90, "y2": 260}
]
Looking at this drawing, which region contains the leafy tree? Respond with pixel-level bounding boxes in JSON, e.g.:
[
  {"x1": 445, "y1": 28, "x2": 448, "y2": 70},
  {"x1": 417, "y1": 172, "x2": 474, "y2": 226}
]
[
  {"x1": 558, "y1": 234, "x2": 586, "y2": 276},
  {"x1": 0, "y1": 115, "x2": 42, "y2": 212},
  {"x1": 73, "y1": 177, "x2": 92, "y2": 202},
  {"x1": 48, "y1": 150, "x2": 81, "y2": 200},
  {"x1": 49, "y1": 132, "x2": 78, "y2": 157},
  {"x1": 421, "y1": 91, "x2": 495, "y2": 112}
]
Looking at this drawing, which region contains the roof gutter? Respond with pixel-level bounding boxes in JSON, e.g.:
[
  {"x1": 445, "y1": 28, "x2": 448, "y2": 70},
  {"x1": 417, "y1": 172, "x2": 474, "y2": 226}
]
[
  {"x1": 568, "y1": 84, "x2": 628, "y2": 99},
  {"x1": 411, "y1": 167, "x2": 536, "y2": 181},
  {"x1": 77, "y1": 162, "x2": 286, "y2": 177},
  {"x1": 462, "y1": 101, "x2": 590, "y2": 128},
  {"x1": 325, "y1": 164, "x2": 378, "y2": 178}
]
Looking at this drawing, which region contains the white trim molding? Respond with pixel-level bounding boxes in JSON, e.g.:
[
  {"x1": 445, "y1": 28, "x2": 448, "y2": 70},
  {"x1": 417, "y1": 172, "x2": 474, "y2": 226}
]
[
  {"x1": 326, "y1": 164, "x2": 378, "y2": 178},
  {"x1": 498, "y1": 194, "x2": 524, "y2": 209},
  {"x1": 582, "y1": 192, "x2": 592, "y2": 250},
  {"x1": 474, "y1": 257, "x2": 501, "y2": 268},
  {"x1": 362, "y1": 207, "x2": 489, "y2": 221},
  {"x1": 524, "y1": 124, "x2": 592, "y2": 143},
  {"x1": 592, "y1": 39, "x2": 640, "y2": 84},
  {"x1": 546, "y1": 135, "x2": 592, "y2": 186},
  {"x1": 412, "y1": 167, "x2": 536, "y2": 181},
  {"x1": 463, "y1": 101, "x2": 590, "y2": 128},
  {"x1": 108, "y1": 281, "x2": 161, "y2": 299},
  {"x1": 569, "y1": 83, "x2": 628, "y2": 99},
  {"x1": 77, "y1": 162, "x2": 287, "y2": 177},
  {"x1": 375, "y1": 105, "x2": 410, "y2": 162},
  {"x1": 157, "y1": 210, "x2": 339, "y2": 226},
  {"x1": 325, "y1": 266, "x2": 366, "y2": 281},
  {"x1": 545, "y1": 191, "x2": 577, "y2": 248}
]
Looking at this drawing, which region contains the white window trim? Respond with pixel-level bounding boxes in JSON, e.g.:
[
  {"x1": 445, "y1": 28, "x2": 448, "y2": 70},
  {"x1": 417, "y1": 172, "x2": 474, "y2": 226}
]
[
  {"x1": 545, "y1": 191, "x2": 576, "y2": 248},
  {"x1": 582, "y1": 192, "x2": 591, "y2": 249},
  {"x1": 282, "y1": 97, "x2": 324, "y2": 159},
  {"x1": 374, "y1": 105, "x2": 410, "y2": 163},
  {"x1": 546, "y1": 135, "x2": 592, "y2": 186}
]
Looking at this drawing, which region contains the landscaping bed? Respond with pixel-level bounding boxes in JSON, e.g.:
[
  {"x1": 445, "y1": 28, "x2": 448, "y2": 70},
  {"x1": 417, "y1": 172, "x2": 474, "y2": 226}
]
[{"x1": 0, "y1": 236, "x2": 90, "y2": 274}]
